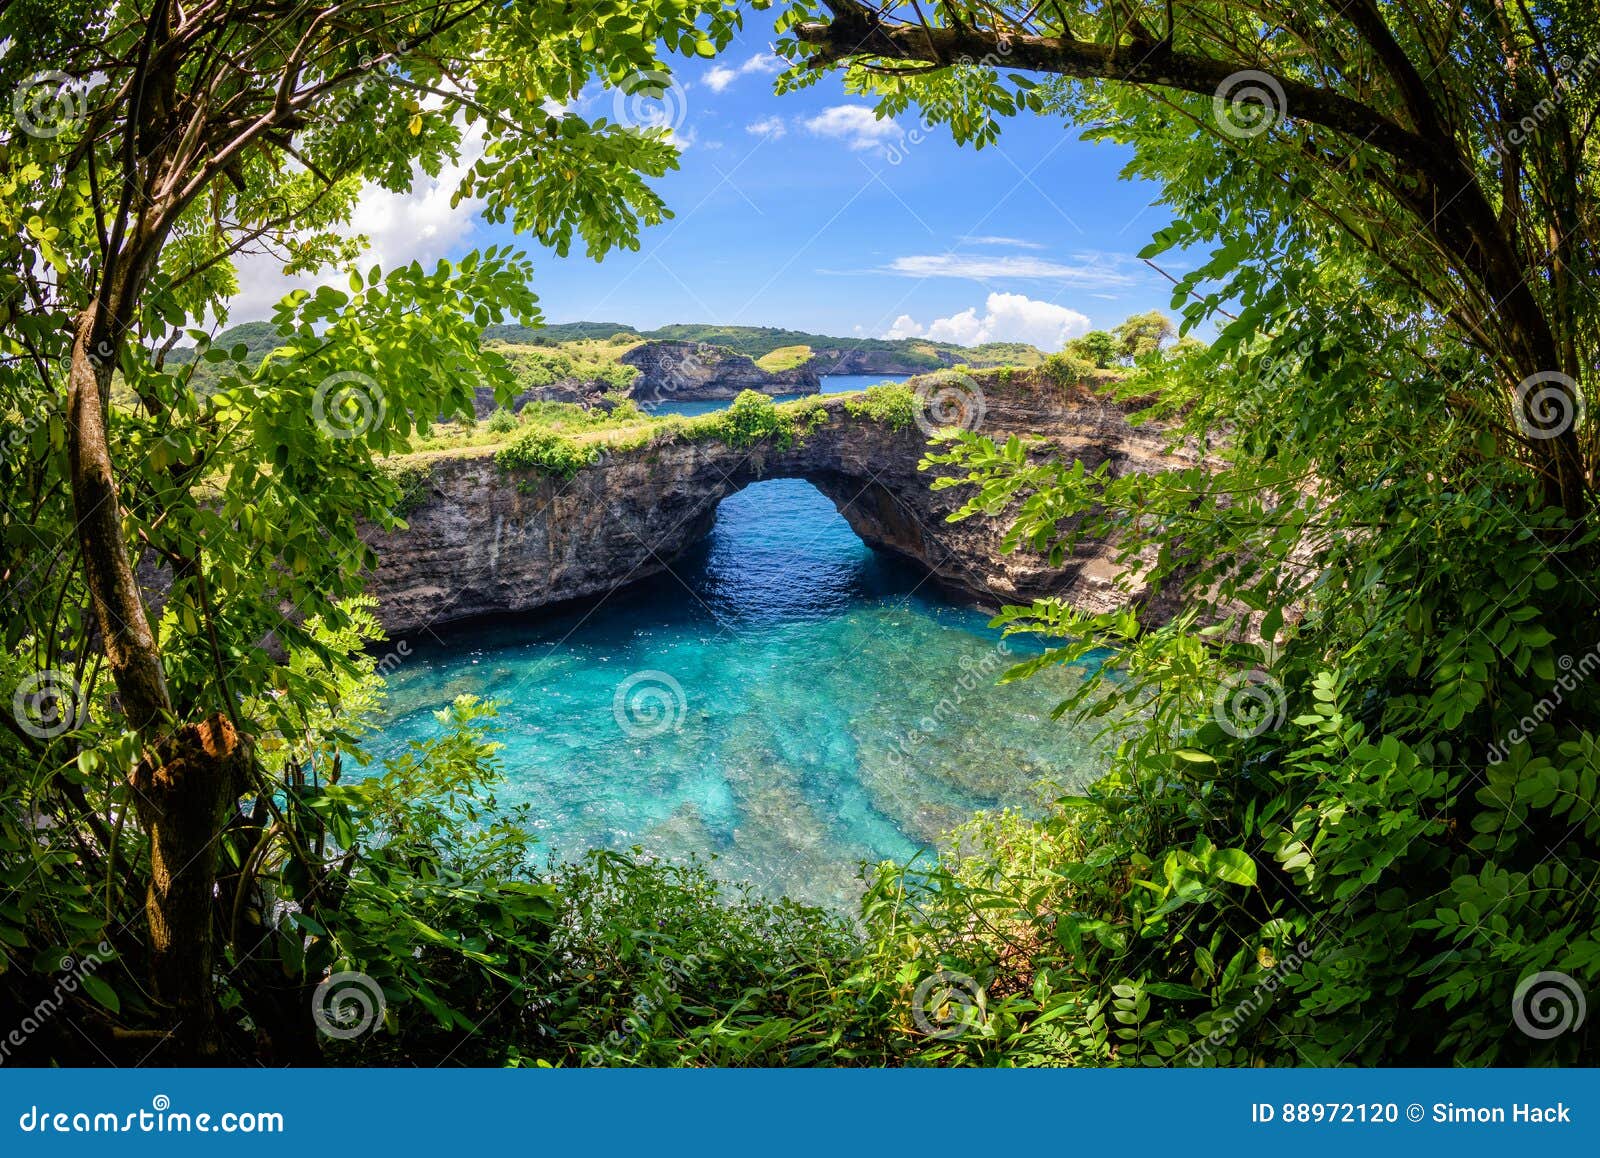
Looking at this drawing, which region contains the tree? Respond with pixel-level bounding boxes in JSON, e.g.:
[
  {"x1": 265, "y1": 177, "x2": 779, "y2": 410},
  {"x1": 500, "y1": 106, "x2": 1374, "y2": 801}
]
[
  {"x1": 787, "y1": 0, "x2": 1597, "y2": 520},
  {"x1": 1065, "y1": 329, "x2": 1117, "y2": 368},
  {"x1": 787, "y1": 0, "x2": 1600, "y2": 1063},
  {"x1": 1, "y1": 0, "x2": 755, "y2": 1057},
  {"x1": 1113, "y1": 311, "x2": 1175, "y2": 361}
]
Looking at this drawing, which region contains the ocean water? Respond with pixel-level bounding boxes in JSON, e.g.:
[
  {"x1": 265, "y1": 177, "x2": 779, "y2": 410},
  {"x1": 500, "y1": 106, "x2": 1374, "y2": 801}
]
[
  {"x1": 645, "y1": 372, "x2": 910, "y2": 417},
  {"x1": 367, "y1": 378, "x2": 1098, "y2": 909}
]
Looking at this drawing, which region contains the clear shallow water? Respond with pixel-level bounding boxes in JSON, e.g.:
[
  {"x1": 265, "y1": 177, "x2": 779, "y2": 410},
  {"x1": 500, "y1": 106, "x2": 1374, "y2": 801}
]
[
  {"x1": 368, "y1": 378, "x2": 1099, "y2": 909},
  {"x1": 645, "y1": 372, "x2": 910, "y2": 417}
]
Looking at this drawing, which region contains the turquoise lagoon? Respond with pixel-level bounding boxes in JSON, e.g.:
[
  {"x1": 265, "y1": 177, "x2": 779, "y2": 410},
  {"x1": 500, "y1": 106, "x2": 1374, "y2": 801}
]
[{"x1": 368, "y1": 377, "x2": 1097, "y2": 908}]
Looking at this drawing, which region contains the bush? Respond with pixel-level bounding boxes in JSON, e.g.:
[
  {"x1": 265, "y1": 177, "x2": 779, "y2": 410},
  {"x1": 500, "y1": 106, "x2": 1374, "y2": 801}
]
[
  {"x1": 718, "y1": 390, "x2": 784, "y2": 447},
  {"x1": 843, "y1": 383, "x2": 917, "y2": 430},
  {"x1": 494, "y1": 426, "x2": 596, "y2": 480},
  {"x1": 486, "y1": 407, "x2": 520, "y2": 433},
  {"x1": 1041, "y1": 350, "x2": 1095, "y2": 387}
]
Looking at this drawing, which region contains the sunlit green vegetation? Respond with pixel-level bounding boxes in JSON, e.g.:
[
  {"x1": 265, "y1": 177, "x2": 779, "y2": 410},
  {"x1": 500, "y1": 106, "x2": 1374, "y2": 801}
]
[
  {"x1": 754, "y1": 344, "x2": 814, "y2": 372},
  {"x1": 6, "y1": 0, "x2": 1596, "y2": 1070}
]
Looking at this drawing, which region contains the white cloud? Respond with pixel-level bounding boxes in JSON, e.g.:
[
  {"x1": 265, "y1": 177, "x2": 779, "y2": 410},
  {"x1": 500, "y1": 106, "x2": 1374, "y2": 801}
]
[
  {"x1": 884, "y1": 292, "x2": 1092, "y2": 350},
  {"x1": 884, "y1": 253, "x2": 1133, "y2": 286},
  {"x1": 704, "y1": 66, "x2": 740, "y2": 94},
  {"x1": 224, "y1": 126, "x2": 486, "y2": 322},
  {"x1": 959, "y1": 235, "x2": 1044, "y2": 249},
  {"x1": 741, "y1": 53, "x2": 784, "y2": 76},
  {"x1": 746, "y1": 116, "x2": 787, "y2": 140},
  {"x1": 705, "y1": 53, "x2": 783, "y2": 93},
  {"x1": 803, "y1": 104, "x2": 902, "y2": 150}
]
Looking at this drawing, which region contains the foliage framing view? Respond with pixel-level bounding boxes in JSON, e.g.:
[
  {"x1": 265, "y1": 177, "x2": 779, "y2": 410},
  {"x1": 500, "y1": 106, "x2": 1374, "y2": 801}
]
[{"x1": 1, "y1": 0, "x2": 1597, "y2": 1064}]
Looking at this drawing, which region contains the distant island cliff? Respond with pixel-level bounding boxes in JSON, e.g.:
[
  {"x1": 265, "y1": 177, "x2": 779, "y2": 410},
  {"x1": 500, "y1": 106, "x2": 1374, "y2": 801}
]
[
  {"x1": 166, "y1": 318, "x2": 1049, "y2": 410},
  {"x1": 620, "y1": 340, "x2": 821, "y2": 401}
]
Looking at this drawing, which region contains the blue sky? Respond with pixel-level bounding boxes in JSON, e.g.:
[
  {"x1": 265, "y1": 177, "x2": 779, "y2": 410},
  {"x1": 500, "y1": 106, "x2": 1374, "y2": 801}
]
[{"x1": 233, "y1": 25, "x2": 1184, "y2": 349}]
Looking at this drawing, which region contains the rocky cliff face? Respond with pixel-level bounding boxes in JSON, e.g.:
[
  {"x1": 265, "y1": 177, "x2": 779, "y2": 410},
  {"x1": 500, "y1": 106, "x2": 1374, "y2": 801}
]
[
  {"x1": 807, "y1": 347, "x2": 945, "y2": 376},
  {"x1": 469, "y1": 379, "x2": 606, "y2": 417},
  {"x1": 362, "y1": 371, "x2": 1193, "y2": 638},
  {"x1": 620, "y1": 340, "x2": 820, "y2": 402}
]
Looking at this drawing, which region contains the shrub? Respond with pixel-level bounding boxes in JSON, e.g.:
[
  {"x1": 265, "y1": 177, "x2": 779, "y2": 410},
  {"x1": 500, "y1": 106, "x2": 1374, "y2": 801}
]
[
  {"x1": 843, "y1": 383, "x2": 917, "y2": 430},
  {"x1": 1041, "y1": 350, "x2": 1095, "y2": 387},
  {"x1": 494, "y1": 426, "x2": 596, "y2": 480},
  {"x1": 718, "y1": 390, "x2": 784, "y2": 448},
  {"x1": 486, "y1": 407, "x2": 520, "y2": 433}
]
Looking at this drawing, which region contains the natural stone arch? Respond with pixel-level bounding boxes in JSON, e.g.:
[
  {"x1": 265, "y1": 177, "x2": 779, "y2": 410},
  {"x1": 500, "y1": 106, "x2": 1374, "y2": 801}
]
[{"x1": 361, "y1": 376, "x2": 1190, "y2": 640}]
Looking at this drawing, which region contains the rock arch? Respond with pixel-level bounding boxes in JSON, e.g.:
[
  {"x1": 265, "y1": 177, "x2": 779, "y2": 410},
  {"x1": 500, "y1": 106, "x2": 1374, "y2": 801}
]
[{"x1": 361, "y1": 376, "x2": 1188, "y2": 639}]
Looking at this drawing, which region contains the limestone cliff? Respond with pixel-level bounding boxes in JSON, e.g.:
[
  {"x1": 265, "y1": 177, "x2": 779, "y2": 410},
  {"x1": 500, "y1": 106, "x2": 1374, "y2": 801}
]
[
  {"x1": 362, "y1": 370, "x2": 1193, "y2": 639},
  {"x1": 620, "y1": 340, "x2": 820, "y2": 402}
]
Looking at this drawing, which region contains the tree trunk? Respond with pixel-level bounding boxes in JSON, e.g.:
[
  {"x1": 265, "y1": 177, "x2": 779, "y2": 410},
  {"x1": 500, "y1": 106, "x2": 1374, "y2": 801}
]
[
  {"x1": 69, "y1": 296, "x2": 242, "y2": 1058},
  {"x1": 127, "y1": 716, "x2": 252, "y2": 1059}
]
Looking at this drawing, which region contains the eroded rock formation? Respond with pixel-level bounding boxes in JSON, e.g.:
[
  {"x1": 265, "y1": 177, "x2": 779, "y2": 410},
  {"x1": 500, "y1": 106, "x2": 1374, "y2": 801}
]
[
  {"x1": 362, "y1": 371, "x2": 1193, "y2": 638},
  {"x1": 620, "y1": 340, "x2": 820, "y2": 402}
]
